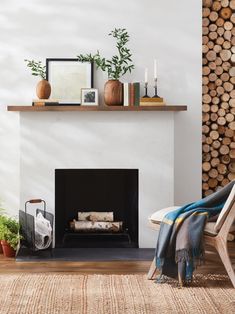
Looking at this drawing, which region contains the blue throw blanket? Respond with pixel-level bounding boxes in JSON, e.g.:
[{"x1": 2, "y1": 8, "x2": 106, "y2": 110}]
[{"x1": 155, "y1": 180, "x2": 235, "y2": 285}]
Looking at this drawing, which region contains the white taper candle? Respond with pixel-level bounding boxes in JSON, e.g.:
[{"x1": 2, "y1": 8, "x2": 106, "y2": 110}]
[
  {"x1": 144, "y1": 68, "x2": 148, "y2": 83},
  {"x1": 154, "y1": 59, "x2": 157, "y2": 79}
]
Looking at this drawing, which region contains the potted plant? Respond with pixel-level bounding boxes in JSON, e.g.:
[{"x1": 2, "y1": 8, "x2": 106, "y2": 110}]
[
  {"x1": 25, "y1": 59, "x2": 51, "y2": 99},
  {"x1": 0, "y1": 216, "x2": 22, "y2": 258},
  {"x1": 77, "y1": 28, "x2": 134, "y2": 106}
]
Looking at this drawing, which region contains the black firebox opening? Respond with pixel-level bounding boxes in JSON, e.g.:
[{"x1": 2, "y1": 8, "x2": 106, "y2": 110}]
[{"x1": 55, "y1": 169, "x2": 139, "y2": 248}]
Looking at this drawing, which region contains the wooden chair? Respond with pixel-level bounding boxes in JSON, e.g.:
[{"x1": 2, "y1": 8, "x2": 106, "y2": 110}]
[{"x1": 147, "y1": 186, "x2": 235, "y2": 288}]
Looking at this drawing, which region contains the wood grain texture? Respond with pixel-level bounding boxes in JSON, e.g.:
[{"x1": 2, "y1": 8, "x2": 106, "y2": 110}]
[{"x1": 7, "y1": 105, "x2": 187, "y2": 112}]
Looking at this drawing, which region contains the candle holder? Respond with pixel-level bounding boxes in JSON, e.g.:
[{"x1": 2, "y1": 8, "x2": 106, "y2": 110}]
[
  {"x1": 153, "y1": 78, "x2": 160, "y2": 98},
  {"x1": 142, "y1": 82, "x2": 150, "y2": 98}
]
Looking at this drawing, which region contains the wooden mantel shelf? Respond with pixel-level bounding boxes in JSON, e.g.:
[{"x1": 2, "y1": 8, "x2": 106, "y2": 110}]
[{"x1": 7, "y1": 105, "x2": 187, "y2": 112}]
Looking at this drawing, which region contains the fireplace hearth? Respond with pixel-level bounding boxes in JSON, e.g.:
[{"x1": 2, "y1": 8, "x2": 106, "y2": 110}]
[{"x1": 55, "y1": 169, "x2": 139, "y2": 248}]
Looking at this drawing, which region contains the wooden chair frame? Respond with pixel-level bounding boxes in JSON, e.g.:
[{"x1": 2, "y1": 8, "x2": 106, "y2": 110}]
[{"x1": 147, "y1": 201, "x2": 235, "y2": 288}]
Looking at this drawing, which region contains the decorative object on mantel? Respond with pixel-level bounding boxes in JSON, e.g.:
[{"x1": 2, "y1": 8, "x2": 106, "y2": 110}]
[
  {"x1": 25, "y1": 59, "x2": 51, "y2": 99},
  {"x1": 77, "y1": 28, "x2": 134, "y2": 106},
  {"x1": 32, "y1": 99, "x2": 59, "y2": 106},
  {"x1": 123, "y1": 82, "x2": 140, "y2": 106},
  {"x1": 81, "y1": 88, "x2": 98, "y2": 106},
  {"x1": 46, "y1": 58, "x2": 93, "y2": 105}
]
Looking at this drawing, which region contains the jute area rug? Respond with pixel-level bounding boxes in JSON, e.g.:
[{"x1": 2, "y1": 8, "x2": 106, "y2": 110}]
[{"x1": 0, "y1": 274, "x2": 234, "y2": 314}]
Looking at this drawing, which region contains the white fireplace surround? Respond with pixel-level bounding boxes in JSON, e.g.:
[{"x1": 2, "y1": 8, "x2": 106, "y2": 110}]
[{"x1": 20, "y1": 111, "x2": 175, "y2": 248}]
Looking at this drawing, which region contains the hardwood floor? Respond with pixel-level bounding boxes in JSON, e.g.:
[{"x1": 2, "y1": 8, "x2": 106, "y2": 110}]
[{"x1": 0, "y1": 243, "x2": 234, "y2": 276}]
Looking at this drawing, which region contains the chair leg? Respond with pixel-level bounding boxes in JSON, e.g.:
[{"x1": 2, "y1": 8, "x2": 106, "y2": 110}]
[
  {"x1": 147, "y1": 257, "x2": 157, "y2": 280},
  {"x1": 216, "y1": 239, "x2": 235, "y2": 288}
]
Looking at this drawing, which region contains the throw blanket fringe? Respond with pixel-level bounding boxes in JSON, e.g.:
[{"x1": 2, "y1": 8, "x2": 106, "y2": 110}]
[{"x1": 155, "y1": 180, "x2": 235, "y2": 285}]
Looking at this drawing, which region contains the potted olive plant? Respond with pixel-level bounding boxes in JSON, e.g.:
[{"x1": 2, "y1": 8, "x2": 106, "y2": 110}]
[
  {"x1": 25, "y1": 59, "x2": 51, "y2": 99},
  {"x1": 0, "y1": 216, "x2": 22, "y2": 258},
  {"x1": 77, "y1": 28, "x2": 134, "y2": 106}
]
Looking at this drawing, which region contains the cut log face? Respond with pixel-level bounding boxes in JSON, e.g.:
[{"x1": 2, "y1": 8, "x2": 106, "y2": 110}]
[
  {"x1": 70, "y1": 220, "x2": 123, "y2": 233},
  {"x1": 202, "y1": 0, "x2": 235, "y2": 197},
  {"x1": 77, "y1": 212, "x2": 114, "y2": 222}
]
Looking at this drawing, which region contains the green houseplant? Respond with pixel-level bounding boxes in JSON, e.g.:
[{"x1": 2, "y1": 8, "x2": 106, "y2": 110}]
[
  {"x1": 25, "y1": 59, "x2": 51, "y2": 99},
  {"x1": 77, "y1": 28, "x2": 134, "y2": 106},
  {"x1": 0, "y1": 216, "x2": 22, "y2": 258}
]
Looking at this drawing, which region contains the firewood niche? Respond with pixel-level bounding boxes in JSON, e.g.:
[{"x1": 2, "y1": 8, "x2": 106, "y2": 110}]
[
  {"x1": 70, "y1": 211, "x2": 123, "y2": 233},
  {"x1": 202, "y1": 0, "x2": 235, "y2": 197}
]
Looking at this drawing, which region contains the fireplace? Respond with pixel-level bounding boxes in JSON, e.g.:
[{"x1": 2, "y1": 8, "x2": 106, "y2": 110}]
[{"x1": 55, "y1": 169, "x2": 139, "y2": 248}]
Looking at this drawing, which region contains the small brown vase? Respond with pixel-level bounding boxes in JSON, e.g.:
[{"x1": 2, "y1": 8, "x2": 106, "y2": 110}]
[
  {"x1": 104, "y1": 80, "x2": 123, "y2": 106},
  {"x1": 0, "y1": 241, "x2": 3, "y2": 254},
  {"x1": 1, "y1": 240, "x2": 16, "y2": 258},
  {"x1": 36, "y1": 79, "x2": 51, "y2": 99}
]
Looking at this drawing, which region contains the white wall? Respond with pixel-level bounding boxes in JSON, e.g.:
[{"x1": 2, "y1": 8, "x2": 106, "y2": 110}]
[{"x1": 0, "y1": 0, "x2": 201, "y2": 243}]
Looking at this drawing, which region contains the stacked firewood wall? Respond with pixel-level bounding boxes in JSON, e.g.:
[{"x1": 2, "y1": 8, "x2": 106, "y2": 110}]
[{"x1": 202, "y1": 0, "x2": 235, "y2": 196}]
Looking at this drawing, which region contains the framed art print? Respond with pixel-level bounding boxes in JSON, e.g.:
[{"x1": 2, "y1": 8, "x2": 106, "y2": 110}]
[
  {"x1": 81, "y1": 88, "x2": 98, "y2": 106},
  {"x1": 46, "y1": 58, "x2": 93, "y2": 105}
]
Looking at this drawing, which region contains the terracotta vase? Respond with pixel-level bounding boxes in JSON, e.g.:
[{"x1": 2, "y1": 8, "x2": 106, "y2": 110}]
[
  {"x1": 104, "y1": 80, "x2": 123, "y2": 106},
  {"x1": 1, "y1": 240, "x2": 16, "y2": 258},
  {"x1": 36, "y1": 79, "x2": 51, "y2": 99}
]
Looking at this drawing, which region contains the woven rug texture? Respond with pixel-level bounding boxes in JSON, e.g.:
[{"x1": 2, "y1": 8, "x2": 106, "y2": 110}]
[{"x1": 0, "y1": 274, "x2": 234, "y2": 314}]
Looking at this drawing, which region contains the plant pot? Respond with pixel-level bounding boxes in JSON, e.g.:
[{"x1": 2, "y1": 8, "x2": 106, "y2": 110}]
[
  {"x1": 104, "y1": 80, "x2": 123, "y2": 106},
  {"x1": 36, "y1": 79, "x2": 51, "y2": 99},
  {"x1": 0, "y1": 241, "x2": 3, "y2": 254},
  {"x1": 1, "y1": 240, "x2": 16, "y2": 258}
]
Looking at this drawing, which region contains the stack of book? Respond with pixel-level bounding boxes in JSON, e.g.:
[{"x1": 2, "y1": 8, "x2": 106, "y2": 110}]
[
  {"x1": 32, "y1": 99, "x2": 59, "y2": 106},
  {"x1": 140, "y1": 97, "x2": 165, "y2": 106},
  {"x1": 123, "y1": 82, "x2": 140, "y2": 106}
]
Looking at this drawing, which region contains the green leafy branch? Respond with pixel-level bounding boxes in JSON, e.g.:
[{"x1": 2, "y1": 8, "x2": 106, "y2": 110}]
[
  {"x1": 77, "y1": 28, "x2": 134, "y2": 80},
  {"x1": 24, "y1": 59, "x2": 46, "y2": 80}
]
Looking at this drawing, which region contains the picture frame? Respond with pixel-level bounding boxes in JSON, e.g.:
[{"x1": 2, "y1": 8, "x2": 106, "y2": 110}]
[
  {"x1": 46, "y1": 58, "x2": 93, "y2": 105},
  {"x1": 81, "y1": 88, "x2": 98, "y2": 106}
]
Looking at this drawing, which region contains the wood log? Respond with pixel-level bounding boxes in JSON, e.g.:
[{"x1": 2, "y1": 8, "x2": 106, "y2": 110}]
[
  {"x1": 211, "y1": 157, "x2": 220, "y2": 167},
  {"x1": 217, "y1": 116, "x2": 226, "y2": 125},
  {"x1": 229, "y1": 121, "x2": 235, "y2": 130},
  {"x1": 232, "y1": 36, "x2": 235, "y2": 45},
  {"x1": 221, "y1": 102, "x2": 229, "y2": 110},
  {"x1": 209, "y1": 23, "x2": 218, "y2": 32},
  {"x1": 202, "y1": 173, "x2": 209, "y2": 182},
  {"x1": 225, "y1": 113, "x2": 234, "y2": 123},
  {"x1": 208, "y1": 178, "x2": 218, "y2": 188},
  {"x1": 217, "y1": 26, "x2": 225, "y2": 36},
  {"x1": 230, "y1": 90, "x2": 235, "y2": 99},
  {"x1": 202, "y1": 161, "x2": 211, "y2": 172},
  {"x1": 203, "y1": 152, "x2": 211, "y2": 162},
  {"x1": 221, "y1": 0, "x2": 229, "y2": 7},
  {"x1": 219, "y1": 145, "x2": 229, "y2": 155},
  {"x1": 206, "y1": 136, "x2": 213, "y2": 144},
  {"x1": 202, "y1": 112, "x2": 210, "y2": 122},
  {"x1": 209, "y1": 168, "x2": 218, "y2": 178},
  {"x1": 203, "y1": 144, "x2": 210, "y2": 153},
  {"x1": 230, "y1": 13, "x2": 235, "y2": 24},
  {"x1": 202, "y1": 104, "x2": 210, "y2": 113},
  {"x1": 217, "y1": 163, "x2": 227, "y2": 174},
  {"x1": 223, "y1": 40, "x2": 231, "y2": 49},
  {"x1": 212, "y1": 96, "x2": 220, "y2": 105},
  {"x1": 212, "y1": 140, "x2": 221, "y2": 149},
  {"x1": 211, "y1": 113, "x2": 218, "y2": 121},
  {"x1": 212, "y1": 1, "x2": 221, "y2": 11},
  {"x1": 224, "y1": 30, "x2": 232, "y2": 40},
  {"x1": 224, "y1": 21, "x2": 233, "y2": 30},
  {"x1": 218, "y1": 125, "x2": 226, "y2": 135},
  {"x1": 213, "y1": 45, "x2": 222, "y2": 53},
  {"x1": 217, "y1": 174, "x2": 224, "y2": 181},
  {"x1": 203, "y1": 0, "x2": 212, "y2": 8},
  {"x1": 210, "y1": 89, "x2": 217, "y2": 97},
  {"x1": 228, "y1": 162, "x2": 235, "y2": 173},
  {"x1": 204, "y1": 189, "x2": 214, "y2": 196},
  {"x1": 202, "y1": 182, "x2": 209, "y2": 191},
  {"x1": 209, "y1": 11, "x2": 219, "y2": 22},
  {"x1": 203, "y1": 35, "x2": 209, "y2": 45},
  {"x1": 223, "y1": 82, "x2": 233, "y2": 92},
  {"x1": 203, "y1": 26, "x2": 209, "y2": 35},
  {"x1": 221, "y1": 93, "x2": 230, "y2": 101},
  {"x1": 229, "y1": 99, "x2": 235, "y2": 108},
  {"x1": 216, "y1": 86, "x2": 225, "y2": 95},
  {"x1": 203, "y1": 66, "x2": 210, "y2": 76},
  {"x1": 203, "y1": 76, "x2": 209, "y2": 85},
  {"x1": 222, "y1": 61, "x2": 231, "y2": 71},
  {"x1": 220, "y1": 7, "x2": 232, "y2": 20},
  {"x1": 215, "y1": 78, "x2": 223, "y2": 86},
  {"x1": 203, "y1": 7, "x2": 211, "y2": 17},
  {"x1": 218, "y1": 108, "x2": 226, "y2": 116},
  {"x1": 211, "y1": 149, "x2": 219, "y2": 157},
  {"x1": 221, "y1": 154, "x2": 230, "y2": 164},
  {"x1": 230, "y1": 142, "x2": 235, "y2": 149},
  {"x1": 202, "y1": 94, "x2": 211, "y2": 103},
  {"x1": 203, "y1": 17, "x2": 210, "y2": 27},
  {"x1": 230, "y1": 0, "x2": 235, "y2": 9},
  {"x1": 216, "y1": 36, "x2": 224, "y2": 45},
  {"x1": 225, "y1": 128, "x2": 234, "y2": 137},
  {"x1": 220, "y1": 49, "x2": 232, "y2": 61},
  {"x1": 221, "y1": 178, "x2": 230, "y2": 186},
  {"x1": 222, "y1": 137, "x2": 231, "y2": 145},
  {"x1": 202, "y1": 134, "x2": 206, "y2": 143},
  {"x1": 78, "y1": 212, "x2": 114, "y2": 222},
  {"x1": 228, "y1": 173, "x2": 235, "y2": 181},
  {"x1": 229, "y1": 149, "x2": 235, "y2": 159},
  {"x1": 206, "y1": 50, "x2": 217, "y2": 61},
  {"x1": 221, "y1": 72, "x2": 230, "y2": 81},
  {"x1": 211, "y1": 123, "x2": 218, "y2": 130},
  {"x1": 215, "y1": 57, "x2": 223, "y2": 66},
  {"x1": 210, "y1": 130, "x2": 219, "y2": 140},
  {"x1": 208, "y1": 31, "x2": 218, "y2": 40},
  {"x1": 70, "y1": 220, "x2": 123, "y2": 233}
]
